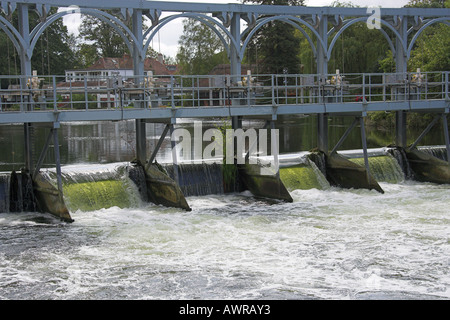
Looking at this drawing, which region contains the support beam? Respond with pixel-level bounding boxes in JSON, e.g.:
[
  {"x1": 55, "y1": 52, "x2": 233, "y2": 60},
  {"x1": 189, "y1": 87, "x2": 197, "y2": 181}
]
[
  {"x1": 18, "y1": 4, "x2": 34, "y2": 171},
  {"x1": 409, "y1": 114, "x2": 441, "y2": 150},
  {"x1": 230, "y1": 13, "x2": 241, "y2": 83},
  {"x1": 360, "y1": 116, "x2": 372, "y2": 180},
  {"x1": 330, "y1": 117, "x2": 359, "y2": 155},
  {"x1": 33, "y1": 128, "x2": 54, "y2": 180},
  {"x1": 147, "y1": 124, "x2": 170, "y2": 169},
  {"x1": 270, "y1": 120, "x2": 280, "y2": 178},
  {"x1": 170, "y1": 124, "x2": 179, "y2": 185},
  {"x1": 316, "y1": 15, "x2": 328, "y2": 85},
  {"x1": 18, "y1": 4, "x2": 32, "y2": 81},
  {"x1": 52, "y1": 127, "x2": 63, "y2": 196},
  {"x1": 135, "y1": 119, "x2": 147, "y2": 165},
  {"x1": 316, "y1": 15, "x2": 329, "y2": 154},
  {"x1": 132, "y1": 9, "x2": 147, "y2": 165},
  {"x1": 317, "y1": 114, "x2": 329, "y2": 154},
  {"x1": 443, "y1": 114, "x2": 450, "y2": 164},
  {"x1": 395, "y1": 110, "x2": 408, "y2": 148},
  {"x1": 24, "y1": 123, "x2": 33, "y2": 172},
  {"x1": 230, "y1": 13, "x2": 242, "y2": 133},
  {"x1": 394, "y1": 16, "x2": 408, "y2": 148},
  {"x1": 132, "y1": 9, "x2": 144, "y2": 86}
]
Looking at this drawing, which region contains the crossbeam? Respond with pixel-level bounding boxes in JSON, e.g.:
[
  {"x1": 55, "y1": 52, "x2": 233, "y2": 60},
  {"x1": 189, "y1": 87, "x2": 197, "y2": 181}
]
[{"x1": 5, "y1": 0, "x2": 449, "y2": 17}]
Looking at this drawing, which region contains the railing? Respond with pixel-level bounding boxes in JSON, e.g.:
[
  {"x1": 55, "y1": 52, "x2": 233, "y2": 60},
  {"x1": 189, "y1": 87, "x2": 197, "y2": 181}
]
[{"x1": 0, "y1": 71, "x2": 448, "y2": 113}]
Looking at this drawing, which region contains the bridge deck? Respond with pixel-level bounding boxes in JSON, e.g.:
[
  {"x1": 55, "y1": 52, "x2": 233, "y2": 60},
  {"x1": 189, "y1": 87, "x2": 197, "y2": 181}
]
[{"x1": 0, "y1": 71, "x2": 448, "y2": 124}]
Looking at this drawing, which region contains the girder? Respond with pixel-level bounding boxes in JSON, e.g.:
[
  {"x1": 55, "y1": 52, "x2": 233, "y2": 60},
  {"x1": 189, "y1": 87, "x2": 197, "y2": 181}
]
[{"x1": 0, "y1": 1, "x2": 448, "y2": 76}]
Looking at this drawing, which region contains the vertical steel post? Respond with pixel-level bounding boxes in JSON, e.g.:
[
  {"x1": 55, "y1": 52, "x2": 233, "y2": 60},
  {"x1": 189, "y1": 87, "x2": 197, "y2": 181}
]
[
  {"x1": 316, "y1": 15, "x2": 329, "y2": 154},
  {"x1": 133, "y1": 9, "x2": 147, "y2": 165},
  {"x1": 52, "y1": 126, "x2": 64, "y2": 196},
  {"x1": 230, "y1": 13, "x2": 242, "y2": 131},
  {"x1": 360, "y1": 117, "x2": 372, "y2": 181},
  {"x1": 445, "y1": 71, "x2": 449, "y2": 100},
  {"x1": 170, "y1": 123, "x2": 179, "y2": 185},
  {"x1": 395, "y1": 17, "x2": 408, "y2": 148},
  {"x1": 271, "y1": 121, "x2": 280, "y2": 178},
  {"x1": 18, "y1": 4, "x2": 32, "y2": 81},
  {"x1": 18, "y1": 4, "x2": 33, "y2": 172},
  {"x1": 230, "y1": 13, "x2": 241, "y2": 84}
]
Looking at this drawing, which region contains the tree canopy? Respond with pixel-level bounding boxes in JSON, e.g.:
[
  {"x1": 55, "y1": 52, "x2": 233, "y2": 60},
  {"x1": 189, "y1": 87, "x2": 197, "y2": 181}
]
[
  {"x1": 176, "y1": 18, "x2": 228, "y2": 75},
  {"x1": 0, "y1": 9, "x2": 77, "y2": 86},
  {"x1": 243, "y1": 0, "x2": 305, "y2": 75}
]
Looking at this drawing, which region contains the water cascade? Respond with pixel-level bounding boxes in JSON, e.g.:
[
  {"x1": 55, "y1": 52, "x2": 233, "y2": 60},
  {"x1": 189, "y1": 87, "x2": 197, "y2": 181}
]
[
  {"x1": 279, "y1": 156, "x2": 330, "y2": 191},
  {"x1": 417, "y1": 146, "x2": 448, "y2": 162},
  {"x1": 387, "y1": 147, "x2": 414, "y2": 179},
  {"x1": 0, "y1": 174, "x2": 10, "y2": 213},
  {"x1": 43, "y1": 164, "x2": 142, "y2": 212},
  {"x1": 1, "y1": 145, "x2": 447, "y2": 218},
  {"x1": 163, "y1": 162, "x2": 225, "y2": 197},
  {"x1": 9, "y1": 170, "x2": 37, "y2": 213},
  {"x1": 349, "y1": 156, "x2": 405, "y2": 184}
]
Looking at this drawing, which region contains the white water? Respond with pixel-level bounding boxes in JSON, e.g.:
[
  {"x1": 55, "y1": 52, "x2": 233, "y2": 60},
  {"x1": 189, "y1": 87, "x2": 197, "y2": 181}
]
[{"x1": 0, "y1": 181, "x2": 448, "y2": 300}]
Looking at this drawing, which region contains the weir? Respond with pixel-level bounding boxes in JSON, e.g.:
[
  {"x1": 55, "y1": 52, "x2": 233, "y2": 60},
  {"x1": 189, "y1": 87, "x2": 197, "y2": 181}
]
[
  {"x1": 0, "y1": 145, "x2": 447, "y2": 215},
  {"x1": 0, "y1": 1, "x2": 449, "y2": 220}
]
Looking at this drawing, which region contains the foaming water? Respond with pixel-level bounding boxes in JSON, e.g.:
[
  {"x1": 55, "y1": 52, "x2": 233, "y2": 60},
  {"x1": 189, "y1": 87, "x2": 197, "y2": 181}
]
[{"x1": 1, "y1": 181, "x2": 448, "y2": 300}]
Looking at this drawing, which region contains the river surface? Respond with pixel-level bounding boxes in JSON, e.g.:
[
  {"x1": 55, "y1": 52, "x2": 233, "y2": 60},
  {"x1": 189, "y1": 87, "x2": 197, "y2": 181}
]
[{"x1": 0, "y1": 117, "x2": 449, "y2": 300}]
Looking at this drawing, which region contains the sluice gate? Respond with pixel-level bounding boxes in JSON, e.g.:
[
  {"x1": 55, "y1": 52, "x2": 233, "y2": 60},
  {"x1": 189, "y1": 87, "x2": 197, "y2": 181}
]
[
  {"x1": 0, "y1": 145, "x2": 448, "y2": 221},
  {"x1": 0, "y1": 1, "x2": 449, "y2": 220}
]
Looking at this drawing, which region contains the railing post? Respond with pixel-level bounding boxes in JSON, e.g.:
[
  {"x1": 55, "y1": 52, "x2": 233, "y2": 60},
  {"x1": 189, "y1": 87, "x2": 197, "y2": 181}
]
[
  {"x1": 84, "y1": 76, "x2": 88, "y2": 110},
  {"x1": 247, "y1": 71, "x2": 251, "y2": 107},
  {"x1": 362, "y1": 73, "x2": 366, "y2": 102},
  {"x1": 171, "y1": 75, "x2": 175, "y2": 108},
  {"x1": 53, "y1": 76, "x2": 57, "y2": 111},
  {"x1": 446, "y1": 71, "x2": 449, "y2": 100},
  {"x1": 271, "y1": 75, "x2": 275, "y2": 106}
]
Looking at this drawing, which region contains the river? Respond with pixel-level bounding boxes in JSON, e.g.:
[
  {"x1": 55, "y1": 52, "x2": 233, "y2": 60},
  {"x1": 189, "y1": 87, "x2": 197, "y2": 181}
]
[{"x1": 0, "y1": 116, "x2": 449, "y2": 300}]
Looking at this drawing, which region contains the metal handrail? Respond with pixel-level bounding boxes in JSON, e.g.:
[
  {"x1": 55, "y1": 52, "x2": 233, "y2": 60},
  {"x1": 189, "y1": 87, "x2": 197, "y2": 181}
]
[{"x1": 0, "y1": 71, "x2": 448, "y2": 113}]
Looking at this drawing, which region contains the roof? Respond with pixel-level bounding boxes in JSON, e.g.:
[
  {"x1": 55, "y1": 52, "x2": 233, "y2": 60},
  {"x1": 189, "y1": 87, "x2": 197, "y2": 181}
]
[
  {"x1": 208, "y1": 64, "x2": 257, "y2": 76},
  {"x1": 67, "y1": 54, "x2": 178, "y2": 75}
]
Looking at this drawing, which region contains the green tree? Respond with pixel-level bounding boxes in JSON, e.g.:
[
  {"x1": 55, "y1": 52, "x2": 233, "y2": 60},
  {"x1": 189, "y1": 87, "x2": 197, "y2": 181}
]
[
  {"x1": 176, "y1": 18, "x2": 227, "y2": 75},
  {"x1": 0, "y1": 8, "x2": 78, "y2": 84},
  {"x1": 406, "y1": 0, "x2": 450, "y2": 72},
  {"x1": 78, "y1": 14, "x2": 131, "y2": 62},
  {"x1": 32, "y1": 16, "x2": 79, "y2": 75},
  {"x1": 243, "y1": 0, "x2": 305, "y2": 75},
  {"x1": 76, "y1": 12, "x2": 151, "y2": 67},
  {"x1": 408, "y1": 24, "x2": 450, "y2": 71},
  {"x1": 296, "y1": 1, "x2": 391, "y2": 74}
]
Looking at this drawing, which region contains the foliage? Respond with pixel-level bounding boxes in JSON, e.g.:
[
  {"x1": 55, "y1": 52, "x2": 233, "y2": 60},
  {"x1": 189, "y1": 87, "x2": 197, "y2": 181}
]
[
  {"x1": 76, "y1": 11, "x2": 156, "y2": 68},
  {"x1": 77, "y1": 12, "x2": 132, "y2": 65},
  {"x1": 0, "y1": 9, "x2": 77, "y2": 83},
  {"x1": 176, "y1": 19, "x2": 228, "y2": 75},
  {"x1": 406, "y1": 0, "x2": 450, "y2": 72},
  {"x1": 408, "y1": 24, "x2": 450, "y2": 72},
  {"x1": 243, "y1": 0, "x2": 305, "y2": 75}
]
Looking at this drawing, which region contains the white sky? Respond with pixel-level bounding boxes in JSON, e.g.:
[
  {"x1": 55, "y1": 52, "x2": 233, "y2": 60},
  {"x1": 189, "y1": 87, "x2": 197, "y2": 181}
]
[{"x1": 63, "y1": 0, "x2": 411, "y2": 59}]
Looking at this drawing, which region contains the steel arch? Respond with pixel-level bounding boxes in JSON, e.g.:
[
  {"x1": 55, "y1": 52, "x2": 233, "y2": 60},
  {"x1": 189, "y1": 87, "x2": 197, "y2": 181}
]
[
  {"x1": 327, "y1": 17, "x2": 406, "y2": 61},
  {"x1": 407, "y1": 17, "x2": 450, "y2": 58},
  {"x1": 143, "y1": 13, "x2": 240, "y2": 60},
  {"x1": 0, "y1": 15, "x2": 28, "y2": 55},
  {"x1": 29, "y1": 8, "x2": 143, "y2": 59},
  {"x1": 240, "y1": 15, "x2": 326, "y2": 61}
]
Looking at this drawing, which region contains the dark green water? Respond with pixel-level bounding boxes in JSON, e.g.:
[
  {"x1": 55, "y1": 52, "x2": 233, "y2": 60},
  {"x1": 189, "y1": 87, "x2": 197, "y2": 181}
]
[{"x1": 0, "y1": 115, "x2": 446, "y2": 172}]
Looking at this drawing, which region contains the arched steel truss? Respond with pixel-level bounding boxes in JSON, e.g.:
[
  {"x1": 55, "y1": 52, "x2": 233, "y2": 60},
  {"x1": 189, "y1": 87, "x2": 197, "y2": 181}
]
[{"x1": 0, "y1": 0, "x2": 449, "y2": 77}]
